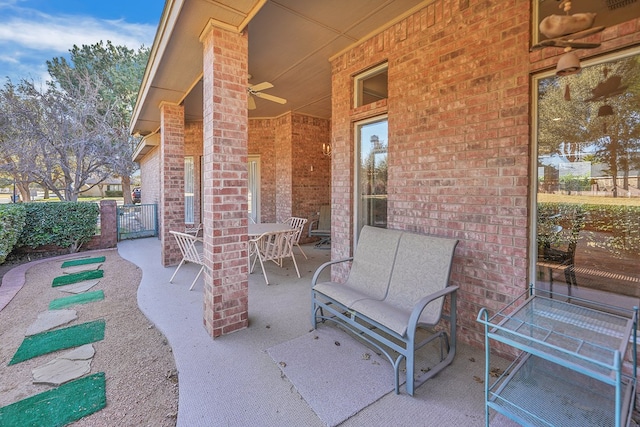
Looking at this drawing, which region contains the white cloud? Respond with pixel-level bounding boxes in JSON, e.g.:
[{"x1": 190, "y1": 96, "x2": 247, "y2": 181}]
[
  {"x1": 0, "y1": 5, "x2": 156, "y2": 82},
  {"x1": 0, "y1": 13, "x2": 155, "y2": 52}
]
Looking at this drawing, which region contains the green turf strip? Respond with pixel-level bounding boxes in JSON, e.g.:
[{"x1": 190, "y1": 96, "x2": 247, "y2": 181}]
[
  {"x1": 9, "y1": 319, "x2": 105, "y2": 365},
  {"x1": 61, "y1": 256, "x2": 106, "y2": 268},
  {"x1": 52, "y1": 270, "x2": 103, "y2": 287},
  {"x1": 49, "y1": 290, "x2": 105, "y2": 310},
  {"x1": 0, "y1": 372, "x2": 106, "y2": 427}
]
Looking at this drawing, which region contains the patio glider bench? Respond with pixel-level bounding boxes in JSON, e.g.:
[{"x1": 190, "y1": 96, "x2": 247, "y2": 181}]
[{"x1": 311, "y1": 225, "x2": 459, "y2": 396}]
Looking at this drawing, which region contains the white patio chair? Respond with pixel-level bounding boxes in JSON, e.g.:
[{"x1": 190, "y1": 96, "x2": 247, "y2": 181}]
[
  {"x1": 169, "y1": 230, "x2": 206, "y2": 291},
  {"x1": 284, "y1": 217, "x2": 308, "y2": 259},
  {"x1": 249, "y1": 230, "x2": 300, "y2": 285},
  {"x1": 185, "y1": 223, "x2": 202, "y2": 237}
]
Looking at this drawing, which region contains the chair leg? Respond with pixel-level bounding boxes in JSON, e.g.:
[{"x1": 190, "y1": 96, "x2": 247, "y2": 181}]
[
  {"x1": 189, "y1": 266, "x2": 205, "y2": 291},
  {"x1": 169, "y1": 260, "x2": 186, "y2": 283},
  {"x1": 296, "y1": 243, "x2": 308, "y2": 259},
  {"x1": 290, "y1": 252, "x2": 300, "y2": 278},
  {"x1": 257, "y1": 255, "x2": 269, "y2": 284}
]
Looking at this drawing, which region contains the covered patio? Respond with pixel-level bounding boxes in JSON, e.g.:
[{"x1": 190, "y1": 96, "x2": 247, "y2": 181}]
[{"x1": 119, "y1": 237, "x2": 514, "y2": 426}]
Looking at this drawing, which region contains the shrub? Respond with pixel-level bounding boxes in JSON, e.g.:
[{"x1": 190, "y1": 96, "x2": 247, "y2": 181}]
[
  {"x1": 538, "y1": 202, "x2": 640, "y2": 256},
  {"x1": 0, "y1": 204, "x2": 26, "y2": 264},
  {"x1": 17, "y1": 202, "x2": 99, "y2": 253}
]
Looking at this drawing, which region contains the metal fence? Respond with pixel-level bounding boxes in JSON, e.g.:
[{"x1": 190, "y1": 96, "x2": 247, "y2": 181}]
[{"x1": 117, "y1": 204, "x2": 158, "y2": 240}]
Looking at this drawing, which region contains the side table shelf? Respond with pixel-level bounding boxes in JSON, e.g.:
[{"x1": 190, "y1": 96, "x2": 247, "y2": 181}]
[{"x1": 478, "y1": 290, "x2": 638, "y2": 427}]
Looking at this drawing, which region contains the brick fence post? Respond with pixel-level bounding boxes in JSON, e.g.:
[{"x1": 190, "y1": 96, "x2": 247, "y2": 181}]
[{"x1": 99, "y1": 200, "x2": 118, "y2": 248}]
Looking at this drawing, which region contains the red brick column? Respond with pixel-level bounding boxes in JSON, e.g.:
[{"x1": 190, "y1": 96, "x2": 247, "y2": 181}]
[
  {"x1": 201, "y1": 23, "x2": 249, "y2": 338},
  {"x1": 99, "y1": 200, "x2": 118, "y2": 247},
  {"x1": 159, "y1": 102, "x2": 185, "y2": 266}
]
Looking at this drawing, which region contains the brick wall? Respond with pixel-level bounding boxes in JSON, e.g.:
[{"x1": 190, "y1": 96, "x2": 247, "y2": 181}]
[
  {"x1": 140, "y1": 145, "x2": 160, "y2": 207},
  {"x1": 248, "y1": 118, "x2": 276, "y2": 221},
  {"x1": 248, "y1": 113, "x2": 331, "y2": 237},
  {"x1": 290, "y1": 113, "x2": 331, "y2": 242},
  {"x1": 331, "y1": 0, "x2": 531, "y2": 347}
]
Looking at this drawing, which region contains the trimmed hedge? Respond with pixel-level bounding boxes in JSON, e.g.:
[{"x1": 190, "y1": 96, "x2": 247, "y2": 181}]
[
  {"x1": 0, "y1": 204, "x2": 26, "y2": 264},
  {"x1": 539, "y1": 202, "x2": 640, "y2": 255},
  {"x1": 17, "y1": 202, "x2": 99, "y2": 253}
]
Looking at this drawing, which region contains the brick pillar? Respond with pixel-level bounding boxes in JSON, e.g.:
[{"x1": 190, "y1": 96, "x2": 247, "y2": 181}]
[
  {"x1": 275, "y1": 114, "x2": 293, "y2": 222},
  {"x1": 99, "y1": 200, "x2": 117, "y2": 248},
  {"x1": 201, "y1": 23, "x2": 249, "y2": 338},
  {"x1": 160, "y1": 102, "x2": 185, "y2": 266}
]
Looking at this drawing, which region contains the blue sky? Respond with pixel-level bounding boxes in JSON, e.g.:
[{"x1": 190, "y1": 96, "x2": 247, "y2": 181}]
[{"x1": 0, "y1": 0, "x2": 163, "y2": 84}]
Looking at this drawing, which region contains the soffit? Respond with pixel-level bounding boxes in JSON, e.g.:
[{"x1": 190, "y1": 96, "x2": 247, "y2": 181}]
[{"x1": 131, "y1": 0, "x2": 427, "y2": 135}]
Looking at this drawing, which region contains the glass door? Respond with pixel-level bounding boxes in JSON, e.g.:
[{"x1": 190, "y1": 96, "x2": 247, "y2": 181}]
[{"x1": 532, "y1": 48, "x2": 640, "y2": 308}]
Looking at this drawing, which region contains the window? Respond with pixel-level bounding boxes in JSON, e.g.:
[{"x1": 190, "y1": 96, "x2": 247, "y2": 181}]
[
  {"x1": 531, "y1": 48, "x2": 640, "y2": 308},
  {"x1": 355, "y1": 117, "x2": 388, "y2": 238},
  {"x1": 248, "y1": 155, "x2": 260, "y2": 223},
  {"x1": 354, "y1": 63, "x2": 388, "y2": 108},
  {"x1": 185, "y1": 156, "x2": 194, "y2": 224}
]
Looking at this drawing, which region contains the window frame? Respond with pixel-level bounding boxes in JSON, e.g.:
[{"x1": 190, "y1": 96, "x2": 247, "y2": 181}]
[{"x1": 353, "y1": 62, "x2": 388, "y2": 108}]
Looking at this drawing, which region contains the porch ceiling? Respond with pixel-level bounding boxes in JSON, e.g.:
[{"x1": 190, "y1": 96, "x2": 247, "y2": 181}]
[{"x1": 130, "y1": 0, "x2": 429, "y2": 136}]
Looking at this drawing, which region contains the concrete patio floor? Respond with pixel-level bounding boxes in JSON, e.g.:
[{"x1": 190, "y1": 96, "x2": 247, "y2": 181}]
[{"x1": 118, "y1": 237, "x2": 514, "y2": 427}]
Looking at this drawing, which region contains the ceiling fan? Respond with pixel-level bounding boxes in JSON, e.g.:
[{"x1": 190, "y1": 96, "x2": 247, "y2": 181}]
[{"x1": 247, "y1": 82, "x2": 287, "y2": 110}]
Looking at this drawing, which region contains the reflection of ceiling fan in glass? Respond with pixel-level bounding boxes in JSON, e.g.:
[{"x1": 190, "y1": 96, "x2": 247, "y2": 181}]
[{"x1": 247, "y1": 82, "x2": 287, "y2": 110}]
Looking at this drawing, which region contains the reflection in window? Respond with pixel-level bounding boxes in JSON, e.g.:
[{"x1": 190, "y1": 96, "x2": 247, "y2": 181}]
[
  {"x1": 533, "y1": 49, "x2": 640, "y2": 308},
  {"x1": 354, "y1": 63, "x2": 388, "y2": 108},
  {"x1": 356, "y1": 117, "x2": 388, "y2": 237}
]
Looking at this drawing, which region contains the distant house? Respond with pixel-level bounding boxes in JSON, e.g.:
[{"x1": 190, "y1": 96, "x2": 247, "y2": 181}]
[
  {"x1": 130, "y1": 0, "x2": 640, "y2": 342},
  {"x1": 79, "y1": 177, "x2": 122, "y2": 198}
]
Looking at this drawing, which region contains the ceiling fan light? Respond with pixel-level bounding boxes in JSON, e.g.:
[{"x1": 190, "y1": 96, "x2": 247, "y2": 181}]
[{"x1": 556, "y1": 51, "x2": 581, "y2": 76}]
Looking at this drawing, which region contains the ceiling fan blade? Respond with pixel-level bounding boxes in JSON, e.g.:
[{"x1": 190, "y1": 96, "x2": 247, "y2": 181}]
[
  {"x1": 249, "y1": 82, "x2": 273, "y2": 92},
  {"x1": 254, "y1": 92, "x2": 287, "y2": 105},
  {"x1": 248, "y1": 95, "x2": 256, "y2": 110}
]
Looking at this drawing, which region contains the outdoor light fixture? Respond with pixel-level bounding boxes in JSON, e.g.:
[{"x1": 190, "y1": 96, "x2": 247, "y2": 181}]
[
  {"x1": 322, "y1": 143, "x2": 332, "y2": 157},
  {"x1": 556, "y1": 51, "x2": 581, "y2": 76}
]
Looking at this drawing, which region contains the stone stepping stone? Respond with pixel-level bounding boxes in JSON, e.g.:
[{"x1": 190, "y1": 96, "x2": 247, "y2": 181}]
[
  {"x1": 32, "y1": 345, "x2": 95, "y2": 386},
  {"x1": 58, "y1": 279, "x2": 101, "y2": 294},
  {"x1": 62, "y1": 264, "x2": 103, "y2": 275},
  {"x1": 25, "y1": 310, "x2": 78, "y2": 336}
]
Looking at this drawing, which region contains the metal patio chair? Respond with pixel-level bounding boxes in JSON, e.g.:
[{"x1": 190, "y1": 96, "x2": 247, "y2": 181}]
[
  {"x1": 169, "y1": 230, "x2": 206, "y2": 291},
  {"x1": 308, "y1": 205, "x2": 331, "y2": 247}
]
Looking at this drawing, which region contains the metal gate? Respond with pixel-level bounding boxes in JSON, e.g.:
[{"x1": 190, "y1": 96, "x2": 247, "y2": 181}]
[{"x1": 117, "y1": 204, "x2": 158, "y2": 240}]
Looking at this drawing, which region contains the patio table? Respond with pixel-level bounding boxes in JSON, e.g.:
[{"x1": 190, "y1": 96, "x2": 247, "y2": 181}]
[{"x1": 248, "y1": 223, "x2": 293, "y2": 237}]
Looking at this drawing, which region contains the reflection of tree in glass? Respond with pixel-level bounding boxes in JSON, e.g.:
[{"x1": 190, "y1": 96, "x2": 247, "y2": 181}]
[
  {"x1": 538, "y1": 55, "x2": 640, "y2": 197},
  {"x1": 360, "y1": 135, "x2": 387, "y2": 195}
]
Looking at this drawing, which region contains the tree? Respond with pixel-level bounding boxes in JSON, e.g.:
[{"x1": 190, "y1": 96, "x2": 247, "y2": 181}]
[
  {"x1": 0, "y1": 41, "x2": 149, "y2": 202},
  {"x1": 537, "y1": 55, "x2": 640, "y2": 197},
  {"x1": 0, "y1": 80, "x2": 43, "y2": 201},
  {"x1": 46, "y1": 41, "x2": 149, "y2": 203}
]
